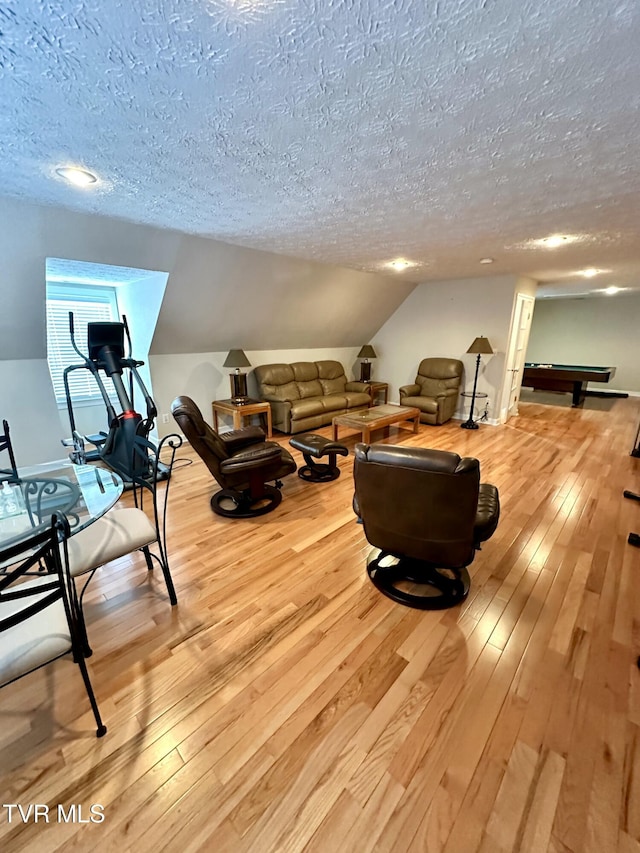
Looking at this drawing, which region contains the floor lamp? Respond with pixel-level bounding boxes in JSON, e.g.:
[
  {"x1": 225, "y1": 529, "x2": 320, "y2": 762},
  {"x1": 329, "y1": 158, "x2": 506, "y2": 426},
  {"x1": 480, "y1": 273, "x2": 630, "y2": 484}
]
[
  {"x1": 461, "y1": 336, "x2": 493, "y2": 430},
  {"x1": 224, "y1": 349, "x2": 251, "y2": 404}
]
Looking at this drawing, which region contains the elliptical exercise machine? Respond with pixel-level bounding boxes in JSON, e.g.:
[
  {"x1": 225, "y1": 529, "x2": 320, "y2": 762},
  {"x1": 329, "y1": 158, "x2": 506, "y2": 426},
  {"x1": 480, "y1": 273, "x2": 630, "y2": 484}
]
[{"x1": 62, "y1": 313, "x2": 168, "y2": 483}]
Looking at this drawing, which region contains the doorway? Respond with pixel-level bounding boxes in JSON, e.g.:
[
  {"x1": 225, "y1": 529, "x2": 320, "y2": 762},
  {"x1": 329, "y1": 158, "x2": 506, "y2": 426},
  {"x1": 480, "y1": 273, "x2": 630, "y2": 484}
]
[{"x1": 500, "y1": 293, "x2": 535, "y2": 423}]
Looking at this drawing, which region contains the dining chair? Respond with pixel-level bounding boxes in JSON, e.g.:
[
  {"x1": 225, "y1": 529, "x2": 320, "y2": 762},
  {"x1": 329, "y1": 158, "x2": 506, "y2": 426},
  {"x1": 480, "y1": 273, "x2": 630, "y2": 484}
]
[
  {"x1": 0, "y1": 419, "x2": 18, "y2": 482},
  {"x1": 65, "y1": 433, "x2": 182, "y2": 654},
  {"x1": 0, "y1": 514, "x2": 107, "y2": 737}
]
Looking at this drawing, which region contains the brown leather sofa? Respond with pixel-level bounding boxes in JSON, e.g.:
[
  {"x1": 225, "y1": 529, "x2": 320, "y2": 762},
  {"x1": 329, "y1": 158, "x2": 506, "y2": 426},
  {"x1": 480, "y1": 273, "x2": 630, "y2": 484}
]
[
  {"x1": 254, "y1": 361, "x2": 372, "y2": 434},
  {"x1": 399, "y1": 357, "x2": 463, "y2": 425}
]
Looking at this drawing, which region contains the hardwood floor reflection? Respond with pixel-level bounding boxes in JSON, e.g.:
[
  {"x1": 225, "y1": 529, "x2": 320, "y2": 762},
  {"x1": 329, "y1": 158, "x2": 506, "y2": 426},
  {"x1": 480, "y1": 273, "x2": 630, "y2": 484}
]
[{"x1": 1, "y1": 396, "x2": 639, "y2": 852}]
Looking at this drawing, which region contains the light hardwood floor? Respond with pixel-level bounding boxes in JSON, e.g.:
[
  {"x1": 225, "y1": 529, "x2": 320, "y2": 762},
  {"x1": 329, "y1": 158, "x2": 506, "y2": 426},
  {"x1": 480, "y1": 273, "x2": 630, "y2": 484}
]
[{"x1": 2, "y1": 395, "x2": 640, "y2": 852}]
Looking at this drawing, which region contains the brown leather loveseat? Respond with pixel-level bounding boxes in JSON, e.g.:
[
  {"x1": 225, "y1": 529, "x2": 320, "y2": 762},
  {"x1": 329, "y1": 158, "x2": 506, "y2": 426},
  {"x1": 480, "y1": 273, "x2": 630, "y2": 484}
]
[{"x1": 254, "y1": 360, "x2": 372, "y2": 434}]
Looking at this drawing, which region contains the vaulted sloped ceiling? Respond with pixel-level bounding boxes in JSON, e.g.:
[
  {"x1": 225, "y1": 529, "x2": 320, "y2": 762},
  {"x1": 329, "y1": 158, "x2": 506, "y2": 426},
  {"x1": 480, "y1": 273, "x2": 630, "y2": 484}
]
[
  {"x1": 0, "y1": 197, "x2": 415, "y2": 360},
  {"x1": 1, "y1": 1, "x2": 640, "y2": 299},
  {"x1": 154, "y1": 234, "x2": 413, "y2": 354}
]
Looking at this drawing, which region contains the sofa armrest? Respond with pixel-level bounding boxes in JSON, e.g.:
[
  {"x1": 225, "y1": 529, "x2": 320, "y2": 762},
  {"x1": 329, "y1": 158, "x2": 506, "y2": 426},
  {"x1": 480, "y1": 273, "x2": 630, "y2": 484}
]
[
  {"x1": 436, "y1": 388, "x2": 460, "y2": 399},
  {"x1": 345, "y1": 381, "x2": 372, "y2": 394},
  {"x1": 399, "y1": 384, "x2": 420, "y2": 397},
  {"x1": 265, "y1": 399, "x2": 291, "y2": 431},
  {"x1": 220, "y1": 427, "x2": 266, "y2": 451},
  {"x1": 220, "y1": 443, "x2": 282, "y2": 473}
]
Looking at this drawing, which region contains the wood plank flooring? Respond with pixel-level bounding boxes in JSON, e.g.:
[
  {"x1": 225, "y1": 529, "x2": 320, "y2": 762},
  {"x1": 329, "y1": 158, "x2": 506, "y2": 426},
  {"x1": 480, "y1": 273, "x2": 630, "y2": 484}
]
[{"x1": 2, "y1": 395, "x2": 640, "y2": 852}]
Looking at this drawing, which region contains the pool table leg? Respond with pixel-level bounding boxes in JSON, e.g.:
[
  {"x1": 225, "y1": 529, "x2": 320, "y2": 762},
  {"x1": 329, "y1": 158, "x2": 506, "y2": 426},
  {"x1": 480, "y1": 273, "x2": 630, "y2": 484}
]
[{"x1": 571, "y1": 381, "x2": 587, "y2": 407}]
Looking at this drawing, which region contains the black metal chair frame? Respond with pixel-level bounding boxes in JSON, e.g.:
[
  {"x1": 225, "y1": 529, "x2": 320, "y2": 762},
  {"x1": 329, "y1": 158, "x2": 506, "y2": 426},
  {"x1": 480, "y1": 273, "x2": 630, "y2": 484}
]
[
  {"x1": 0, "y1": 419, "x2": 18, "y2": 482},
  {"x1": 0, "y1": 514, "x2": 107, "y2": 737}
]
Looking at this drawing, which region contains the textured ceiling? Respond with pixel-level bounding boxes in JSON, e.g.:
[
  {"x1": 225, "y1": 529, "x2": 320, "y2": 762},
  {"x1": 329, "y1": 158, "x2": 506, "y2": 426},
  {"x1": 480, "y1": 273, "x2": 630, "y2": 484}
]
[{"x1": 2, "y1": 0, "x2": 640, "y2": 298}]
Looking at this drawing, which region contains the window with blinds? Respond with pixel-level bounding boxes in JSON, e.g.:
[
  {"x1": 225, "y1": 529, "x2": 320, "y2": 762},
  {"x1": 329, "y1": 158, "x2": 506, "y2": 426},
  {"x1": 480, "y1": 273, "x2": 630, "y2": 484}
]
[{"x1": 46, "y1": 284, "x2": 120, "y2": 406}]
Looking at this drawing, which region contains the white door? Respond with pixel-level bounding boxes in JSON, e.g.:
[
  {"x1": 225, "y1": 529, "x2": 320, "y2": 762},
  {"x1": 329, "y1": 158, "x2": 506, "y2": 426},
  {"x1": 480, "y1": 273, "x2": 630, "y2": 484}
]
[{"x1": 500, "y1": 293, "x2": 535, "y2": 422}]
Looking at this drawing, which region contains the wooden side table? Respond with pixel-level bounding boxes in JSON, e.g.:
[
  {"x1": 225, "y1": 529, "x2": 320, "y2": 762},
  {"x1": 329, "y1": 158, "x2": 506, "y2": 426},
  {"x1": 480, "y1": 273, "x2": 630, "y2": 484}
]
[
  {"x1": 212, "y1": 398, "x2": 272, "y2": 438},
  {"x1": 365, "y1": 381, "x2": 389, "y2": 404}
]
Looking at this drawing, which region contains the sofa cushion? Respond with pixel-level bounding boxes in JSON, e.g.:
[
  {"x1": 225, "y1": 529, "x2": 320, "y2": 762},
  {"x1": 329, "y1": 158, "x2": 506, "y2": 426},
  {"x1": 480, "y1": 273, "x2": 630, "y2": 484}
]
[
  {"x1": 257, "y1": 363, "x2": 295, "y2": 385},
  {"x1": 317, "y1": 360, "x2": 345, "y2": 379},
  {"x1": 297, "y1": 379, "x2": 324, "y2": 399},
  {"x1": 417, "y1": 358, "x2": 463, "y2": 382},
  {"x1": 254, "y1": 364, "x2": 302, "y2": 402},
  {"x1": 418, "y1": 377, "x2": 446, "y2": 397},
  {"x1": 343, "y1": 391, "x2": 372, "y2": 407},
  {"x1": 271, "y1": 381, "x2": 301, "y2": 401},
  {"x1": 319, "y1": 377, "x2": 346, "y2": 395},
  {"x1": 317, "y1": 360, "x2": 348, "y2": 395},
  {"x1": 290, "y1": 398, "x2": 327, "y2": 419},
  {"x1": 319, "y1": 395, "x2": 350, "y2": 412},
  {"x1": 292, "y1": 362, "x2": 319, "y2": 382},
  {"x1": 401, "y1": 395, "x2": 438, "y2": 415}
]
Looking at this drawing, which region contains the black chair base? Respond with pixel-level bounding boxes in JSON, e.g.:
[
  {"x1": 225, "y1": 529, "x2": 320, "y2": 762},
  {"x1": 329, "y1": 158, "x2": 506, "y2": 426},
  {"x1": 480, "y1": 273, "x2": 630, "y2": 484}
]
[
  {"x1": 289, "y1": 434, "x2": 348, "y2": 483},
  {"x1": 298, "y1": 458, "x2": 341, "y2": 482},
  {"x1": 211, "y1": 484, "x2": 282, "y2": 518},
  {"x1": 366, "y1": 550, "x2": 470, "y2": 610}
]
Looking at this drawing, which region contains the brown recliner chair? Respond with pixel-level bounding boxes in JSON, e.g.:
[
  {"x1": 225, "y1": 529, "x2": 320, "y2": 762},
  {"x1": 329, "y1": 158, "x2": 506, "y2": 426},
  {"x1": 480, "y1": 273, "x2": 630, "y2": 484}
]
[
  {"x1": 399, "y1": 358, "x2": 463, "y2": 425},
  {"x1": 353, "y1": 443, "x2": 500, "y2": 609},
  {"x1": 171, "y1": 396, "x2": 296, "y2": 518}
]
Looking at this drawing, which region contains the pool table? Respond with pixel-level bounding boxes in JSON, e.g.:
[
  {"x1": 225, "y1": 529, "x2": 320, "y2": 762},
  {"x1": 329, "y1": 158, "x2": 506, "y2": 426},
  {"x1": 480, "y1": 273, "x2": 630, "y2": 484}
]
[{"x1": 522, "y1": 363, "x2": 616, "y2": 407}]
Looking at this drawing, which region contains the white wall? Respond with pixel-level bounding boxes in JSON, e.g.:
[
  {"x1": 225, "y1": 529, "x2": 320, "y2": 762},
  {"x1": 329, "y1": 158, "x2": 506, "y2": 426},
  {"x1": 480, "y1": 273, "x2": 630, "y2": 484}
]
[
  {"x1": 526, "y1": 293, "x2": 640, "y2": 393},
  {"x1": 372, "y1": 275, "x2": 531, "y2": 422},
  {"x1": 150, "y1": 346, "x2": 363, "y2": 435},
  {"x1": 0, "y1": 360, "x2": 66, "y2": 465},
  {"x1": 0, "y1": 194, "x2": 414, "y2": 456},
  {"x1": 117, "y1": 270, "x2": 169, "y2": 435}
]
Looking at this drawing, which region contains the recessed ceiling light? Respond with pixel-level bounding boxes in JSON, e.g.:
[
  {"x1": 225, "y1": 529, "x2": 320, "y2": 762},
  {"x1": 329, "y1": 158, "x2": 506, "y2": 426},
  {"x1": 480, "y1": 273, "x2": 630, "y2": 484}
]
[
  {"x1": 580, "y1": 268, "x2": 600, "y2": 277},
  {"x1": 387, "y1": 259, "x2": 413, "y2": 271},
  {"x1": 56, "y1": 166, "x2": 98, "y2": 186},
  {"x1": 479, "y1": 257, "x2": 494, "y2": 265},
  {"x1": 534, "y1": 234, "x2": 577, "y2": 249},
  {"x1": 604, "y1": 286, "x2": 620, "y2": 295}
]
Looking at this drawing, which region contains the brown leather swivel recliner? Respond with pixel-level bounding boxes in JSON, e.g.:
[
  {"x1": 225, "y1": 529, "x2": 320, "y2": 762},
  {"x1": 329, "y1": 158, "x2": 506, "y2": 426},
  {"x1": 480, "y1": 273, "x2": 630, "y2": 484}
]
[
  {"x1": 353, "y1": 443, "x2": 500, "y2": 609},
  {"x1": 171, "y1": 396, "x2": 296, "y2": 518}
]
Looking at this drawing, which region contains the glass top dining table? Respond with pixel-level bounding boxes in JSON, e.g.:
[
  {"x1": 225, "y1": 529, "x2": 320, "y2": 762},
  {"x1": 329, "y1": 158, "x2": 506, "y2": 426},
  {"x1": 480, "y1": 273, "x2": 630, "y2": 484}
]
[{"x1": 0, "y1": 460, "x2": 124, "y2": 551}]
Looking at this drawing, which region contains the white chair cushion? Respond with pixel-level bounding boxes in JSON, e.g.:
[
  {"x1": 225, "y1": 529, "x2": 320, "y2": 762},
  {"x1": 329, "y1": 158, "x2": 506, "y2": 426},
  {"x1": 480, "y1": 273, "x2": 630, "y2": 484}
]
[
  {"x1": 0, "y1": 575, "x2": 71, "y2": 687},
  {"x1": 66, "y1": 508, "x2": 157, "y2": 578}
]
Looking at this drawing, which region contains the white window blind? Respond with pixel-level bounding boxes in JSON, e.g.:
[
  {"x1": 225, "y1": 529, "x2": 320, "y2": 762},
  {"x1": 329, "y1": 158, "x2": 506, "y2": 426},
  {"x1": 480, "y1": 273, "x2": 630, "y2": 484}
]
[{"x1": 46, "y1": 284, "x2": 120, "y2": 406}]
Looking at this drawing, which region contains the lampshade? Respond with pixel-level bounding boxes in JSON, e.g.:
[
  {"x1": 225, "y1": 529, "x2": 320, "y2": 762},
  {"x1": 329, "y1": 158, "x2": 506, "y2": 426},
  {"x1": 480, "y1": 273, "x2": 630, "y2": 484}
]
[
  {"x1": 357, "y1": 345, "x2": 377, "y2": 359},
  {"x1": 466, "y1": 337, "x2": 493, "y2": 355},
  {"x1": 223, "y1": 349, "x2": 251, "y2": 369}
]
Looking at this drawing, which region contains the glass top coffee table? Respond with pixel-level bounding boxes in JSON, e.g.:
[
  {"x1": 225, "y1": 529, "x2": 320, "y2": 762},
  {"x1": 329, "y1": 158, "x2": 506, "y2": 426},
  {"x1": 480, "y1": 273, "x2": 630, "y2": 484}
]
[{"x1": 332, "y1": 404, "x2": 421, "y2": 444}]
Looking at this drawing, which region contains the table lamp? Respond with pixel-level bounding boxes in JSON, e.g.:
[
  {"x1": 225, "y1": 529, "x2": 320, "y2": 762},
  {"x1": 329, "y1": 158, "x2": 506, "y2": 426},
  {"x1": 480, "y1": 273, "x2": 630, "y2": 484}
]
[
  {"x1": 223, "y1": 349, "x2": 251, "y2": 404},
  {"x1": 357, "y1": 345, "x2": 377, "y2": 382},
  {"x1": 461, "y1": 336, "x2": 493, "y2": 430}
]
